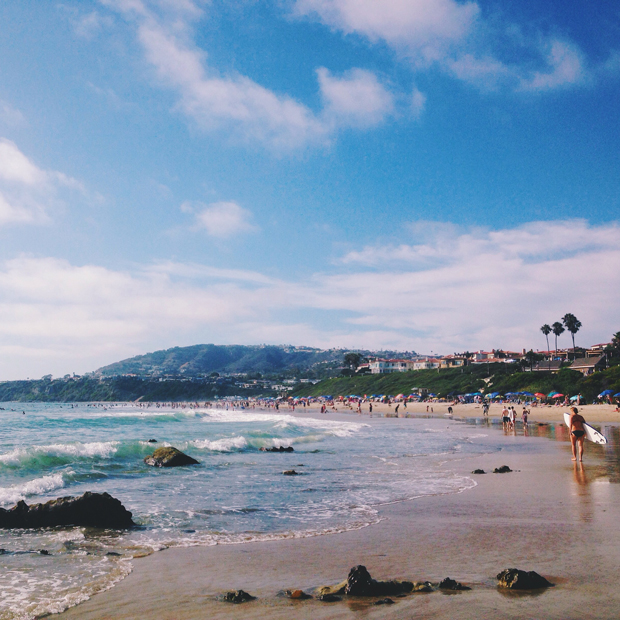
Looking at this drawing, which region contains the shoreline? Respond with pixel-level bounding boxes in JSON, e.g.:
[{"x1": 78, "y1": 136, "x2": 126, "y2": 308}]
[{"x1": 57, "y1": 410, "x2": 620, "y2": 620}]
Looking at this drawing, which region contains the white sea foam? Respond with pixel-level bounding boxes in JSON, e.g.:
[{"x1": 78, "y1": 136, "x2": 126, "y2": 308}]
[
  {"x1": 0, "y1": 442, "x2": 119, "y2": 469},
  {"x1": 0, "y1": 472, "x2": 67, "y2": 506},
  {"x1": 201, "y1": 408, "x2": 368, "y2": 438},
  {"x1": 191, "y1": 436, "x2": 249, "y2": 452}
]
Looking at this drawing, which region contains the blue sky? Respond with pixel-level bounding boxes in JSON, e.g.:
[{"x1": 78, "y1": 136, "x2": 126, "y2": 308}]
[{"x1": 0, "y1": 0, "x2": 619, "y2": 379}]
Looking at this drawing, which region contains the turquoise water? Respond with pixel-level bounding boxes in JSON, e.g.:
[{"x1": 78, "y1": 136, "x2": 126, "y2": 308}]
[{"x1": 0, "y1": 403, "x2": 490, "y2": 619}]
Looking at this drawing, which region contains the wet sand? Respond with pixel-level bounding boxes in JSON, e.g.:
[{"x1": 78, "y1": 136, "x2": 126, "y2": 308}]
[{"x1": 58, "y1": 412, "x2": 620, "y2": 620}]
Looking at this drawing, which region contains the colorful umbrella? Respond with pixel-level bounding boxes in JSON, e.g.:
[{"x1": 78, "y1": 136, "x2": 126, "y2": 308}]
[
  {"x1": 552, "y1": 393, "x2": 564, "y2": 398},
  {"x1": 534, "y1": 393, "x2": 546, "y2": 398},
  {"x1": 598, "y1": 389, "x2": 614, "y2": 397}
]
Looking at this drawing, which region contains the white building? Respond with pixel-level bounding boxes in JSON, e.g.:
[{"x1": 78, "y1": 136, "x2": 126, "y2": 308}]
[{"x1": 369, "y1": 359, "x2": 416, "y2": 374}]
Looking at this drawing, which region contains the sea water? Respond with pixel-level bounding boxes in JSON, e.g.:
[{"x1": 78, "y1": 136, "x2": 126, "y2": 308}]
[{"x1": 0, "y1": 403, "x2": 491, "y2": 619}]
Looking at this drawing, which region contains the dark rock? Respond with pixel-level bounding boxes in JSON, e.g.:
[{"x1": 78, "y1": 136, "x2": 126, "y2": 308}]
[
  {"x1": 472, "y1": 469, "x2": 486, "y2": 474},
  {"x1": 497, "y1": 568, "x2": 554, "y2": 590},
  {"x1": 0, "y1": 492, "x2": 134, "y2": 529},
  {"x1": 260, "y1": 446, "x2": 294, "y2": 452},
  {"x1": 144, "y1": 446, "x2": 199, "y2": 467},
  {"x1": 318, "y1": 565, "x2": 413, "y2": 597},
  {"x1": 412, "y1": 581, "x2": 434, "y2": 592},
  {"x1": 283, "y1": 470, "x2": 299, "y2": 476},
  {"x1": 223, "y1": 590, "x2": 256, "y2": 604},
  {"x1": 374, "y1": 598, "x2": 395, "y2": 605},
  {"x1": 286, "y1": 589, "x2": 312, "y2": 600},
  {"x1": 147, "y1": 439, "x2": 158, "y2": 443},
  {"x1": 318, "y1": 594, "x2": 341, "y2": 602},
  {"x1": 494, "y1": 465, "x2": 512, "y2": 473},
  {"x1": 106, "y1": 551, "x2": 122, "y2": 556},
  {"x1": 39, "y1": 549, "x2": 50, "y2": 555},
  {"x1": 438, "y1": 577, "x2": 471, "y2": 591}
]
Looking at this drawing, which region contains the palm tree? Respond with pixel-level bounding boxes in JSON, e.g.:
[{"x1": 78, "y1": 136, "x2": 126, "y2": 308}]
[
  {"x1": 552, "y1": 322, "x2": 564, "y2": 357},
  {"x1": 562, "y1": 313, "x2": 582, "y2": 360},
  {"x1": 540, "y1": 324, "x2": 551, "y2": 370}
]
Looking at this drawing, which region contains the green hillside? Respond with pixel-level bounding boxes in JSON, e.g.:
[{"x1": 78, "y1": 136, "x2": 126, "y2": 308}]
[
  {"x1": 96, "y1": 344, "x2": 371, "y2": 378},
  {"x1": 292, "y1": 364, "x2": 620, "y2": 403}
]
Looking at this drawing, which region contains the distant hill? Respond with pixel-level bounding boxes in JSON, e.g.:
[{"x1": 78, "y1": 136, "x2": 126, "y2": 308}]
[
  {"x1": 95, "y1": 344, "x2": 359, "y2": 378},
  {"x1": 95, "y1": 344, "x2": 419, "y2": 379}
]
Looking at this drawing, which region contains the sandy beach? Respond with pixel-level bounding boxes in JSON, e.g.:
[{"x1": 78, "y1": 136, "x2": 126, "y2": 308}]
[{"x1": 56, "y1": 406, "x2": 620, "y2": 620}]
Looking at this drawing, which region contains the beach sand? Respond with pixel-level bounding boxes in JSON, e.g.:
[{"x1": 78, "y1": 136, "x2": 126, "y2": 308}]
[{"x1": 56, "y1": 407, "x2": 620, "y2": 620}]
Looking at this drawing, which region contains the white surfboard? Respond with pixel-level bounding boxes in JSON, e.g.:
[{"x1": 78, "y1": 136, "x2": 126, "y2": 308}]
[{"x1": 563, "y1": 412, "x2": 607, "y2": 444}]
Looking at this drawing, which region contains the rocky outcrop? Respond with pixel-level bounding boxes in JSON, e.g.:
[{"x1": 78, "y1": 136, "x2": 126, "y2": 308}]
[
  {"x1": 223, "y1": 590, "x2": 256, "y2": 603},
  {"x1": 260, "y1": 446, "x2": 294, "y2": 452},
  {"x1": 411, "y1": 582, "x2": 434, "y2": 592},
  {"x1": 285, "y1": 589, "x2": 312, "y2": 600},
  {"x1": 438, "y1": 578, "x2": 471, "y2": 591},
  {"x1": 494, "y1": 465, "x2": 512, "y2": 473},
  {"x1": 318, "y1": 565, "x2": 413, "y2": 597},
  {"x1": 374, "y1": 598, "x2": 395, "y2": 605},
  {"x1": 144, "y1": 447, "x2": 199, "y2": 467},
  {"x1": 283, "y1": 470, "x2": 299, "y2": 476},
  {"x1": 472, "y1": 469, "x2": 486, "y2": 474},
  {"x1": 0, "y1": 492, "x2": 134, "y2": 529},
  {"x1": 318, "y1": 594, "x2": 341, "y2": 602},
  {"x1": 497, "y1": 568, "x2": 554, "y2": 589}
]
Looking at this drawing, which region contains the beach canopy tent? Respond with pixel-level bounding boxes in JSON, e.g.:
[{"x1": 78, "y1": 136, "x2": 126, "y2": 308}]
[{"x1": 598, "y1": 390, "x2": 614, "y2": 397}]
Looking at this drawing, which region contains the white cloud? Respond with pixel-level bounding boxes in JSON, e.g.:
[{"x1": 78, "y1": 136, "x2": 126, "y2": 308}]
[
  {"x1": 519, "y1": 39, "x2": 585, "y2": 91},
  {"x1": 294, "y1": 0, "x2": 591, "y2": 92},
  {"x1": 102, "y1": 0, "x2": 402, "y2": 149},
  {"x1": 0, "y1": 138, "x2": 83, "y2": 226},
  {"x1": 295, "y1": 0, "x2": 479, "y2": 64},
  {"x1": 181, "y1": 200, "x2": 258, "y2": 237},
  {"x1": 0, "y1": 220, "x2": 618, "y2": 379},
  {"x1": 318, "y1": 67, "x2": 395, "y2": 127}
]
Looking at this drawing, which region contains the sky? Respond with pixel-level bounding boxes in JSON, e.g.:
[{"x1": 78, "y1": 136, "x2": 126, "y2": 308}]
[{"x1": 0, "y1": 0, "x2": 619, "y2": 379}]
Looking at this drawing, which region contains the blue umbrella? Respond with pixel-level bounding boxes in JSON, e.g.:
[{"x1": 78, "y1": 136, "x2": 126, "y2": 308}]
[
  {"x1": 598, "y1": 389, "x2": 614, "y2": 397},
  {"x1": 521, "y1": 392, "x2": 535, "y2": 397},
  {"x1": 570, "y1": 395, "x2": 580, "y2": 401},
  {"x1": 614, "y1": 393, "x2": 620, "y2": 398}
]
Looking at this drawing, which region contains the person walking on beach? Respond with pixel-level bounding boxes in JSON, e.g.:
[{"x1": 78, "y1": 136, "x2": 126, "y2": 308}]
[
  {"x1": 569, "y1": 407, "x2": 587, "y2": 462},
  {"x1": 502, "y1": 405, "x2": 510, "y2": 429}
]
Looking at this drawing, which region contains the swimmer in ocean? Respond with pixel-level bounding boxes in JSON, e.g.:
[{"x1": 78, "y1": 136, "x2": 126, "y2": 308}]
[{"x1": 569, "y1": 406, "x2": 586, "y2": 462}]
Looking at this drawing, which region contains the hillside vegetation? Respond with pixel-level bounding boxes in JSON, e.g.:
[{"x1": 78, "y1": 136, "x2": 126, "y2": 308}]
[
  {"x1": 96, "y1": 344, "x2": 395, "y2": 378},
  {"x1": 292, "y1": 364, "x2": 620, "y2": 403}
]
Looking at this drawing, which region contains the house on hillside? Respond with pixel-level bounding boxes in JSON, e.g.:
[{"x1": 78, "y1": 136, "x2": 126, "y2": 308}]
[
  {"x1": 412, "y1": 358, "x2": 441, "y2": 370},
  {"x1": 439, "y1": 355, "x2": 466, "y2": 368},
  {"x1": 369, "y1": 359, "x2": 416, "y2": 374},
  {"x1": 569, "y1": 356, "x2": 606, "y2": 376}
]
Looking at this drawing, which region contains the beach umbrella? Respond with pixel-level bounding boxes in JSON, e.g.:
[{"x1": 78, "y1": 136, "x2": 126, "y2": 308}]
[
  {"x1": 552, "y1": 393, "x2": 564, "y2": 398},
  {"x1": 598, "y1": 389, "x2": 614, "y2": 397},
  {"x1": 534, "y1": 393, "x2": 546, "y2": 398},
  {"x1": 521, "y1": 392, "x2": 535, "y2": 397},
  {"x1": 614, "y1": 393, "x2": 620, "y2": 398},
  {"x1": 547, "y1": 391, "x2": 559, "y2": 397},
  {"x1": 570, "y1": 395, "x2": 580, "y2": 401}
]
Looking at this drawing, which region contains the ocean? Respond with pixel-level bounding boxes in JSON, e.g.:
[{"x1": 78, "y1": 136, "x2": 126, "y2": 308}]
[{"x1": 0, "y1": 403, "x2": 494, "y2": 619}]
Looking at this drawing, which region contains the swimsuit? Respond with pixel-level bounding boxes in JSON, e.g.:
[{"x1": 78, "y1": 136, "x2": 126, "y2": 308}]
[{"x1": 571, "y1": 430, "x2": 585, "y2": 438}]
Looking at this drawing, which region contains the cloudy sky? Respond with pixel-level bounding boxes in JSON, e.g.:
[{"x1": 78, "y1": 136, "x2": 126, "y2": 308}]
[{"x1": 1, "y1": 0, "x2": 619, "y2": 379}]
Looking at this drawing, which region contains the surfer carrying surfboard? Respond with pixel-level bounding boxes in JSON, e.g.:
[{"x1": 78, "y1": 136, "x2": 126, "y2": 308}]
[{"x1": 568, "y1": 407, "x2": 587, "y2": 461}]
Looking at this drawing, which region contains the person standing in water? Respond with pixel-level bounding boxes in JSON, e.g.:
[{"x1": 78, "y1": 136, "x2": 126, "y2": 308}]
[{"x1": 569, "y1": 406, "x2": 587, "y2": 462}]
